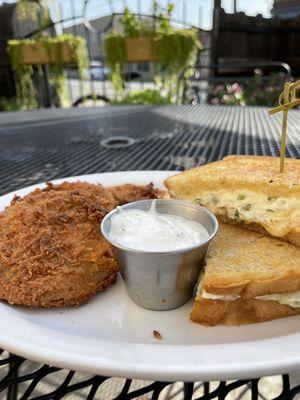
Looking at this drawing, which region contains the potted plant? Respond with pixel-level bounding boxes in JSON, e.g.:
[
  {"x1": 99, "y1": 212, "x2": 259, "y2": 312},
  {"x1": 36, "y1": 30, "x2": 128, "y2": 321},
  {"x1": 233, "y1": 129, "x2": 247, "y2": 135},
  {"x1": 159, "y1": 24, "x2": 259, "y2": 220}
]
[
  {"x1": 124, "y1": 36, "x2": 156, "y2": 63},
  {"x1": 11, "y1": 38, "x2": 75, "y2": 65},
  {"x1": 104, "y1": 3, "x2": 202, "y2": 94},
  {"x1": 7, "y1": 34, "x2": 89, "y2": 108},
  {"x1": 120, "y1": 7, "x2": 156, "y2": 62}
]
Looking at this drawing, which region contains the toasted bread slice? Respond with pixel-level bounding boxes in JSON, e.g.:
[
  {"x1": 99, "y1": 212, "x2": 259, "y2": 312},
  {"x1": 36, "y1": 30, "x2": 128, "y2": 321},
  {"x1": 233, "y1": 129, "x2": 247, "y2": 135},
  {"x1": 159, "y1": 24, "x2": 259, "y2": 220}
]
[
  {"x1": 216, "y1": 214, "x2": 300, "y2": 248},
  {"x1": 190, "y1": 297, "x2": 300, "y2": 326},
  {"x1": 190, "y1": 223, "x2": 300, "y2": 326},
  {"x1": 164, "y1": 156, "x2": 300, "y2": 245},
  {"x1": 199, "y1": 223, "x2": 300, "y2": 298}
]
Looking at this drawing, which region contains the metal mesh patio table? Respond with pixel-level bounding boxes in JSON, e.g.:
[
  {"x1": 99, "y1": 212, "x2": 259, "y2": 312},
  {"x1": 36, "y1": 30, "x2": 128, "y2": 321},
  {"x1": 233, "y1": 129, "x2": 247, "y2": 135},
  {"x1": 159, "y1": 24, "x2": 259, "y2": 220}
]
[{"x1": 0, "y1": 105, "x2": 300, "y2": 400}]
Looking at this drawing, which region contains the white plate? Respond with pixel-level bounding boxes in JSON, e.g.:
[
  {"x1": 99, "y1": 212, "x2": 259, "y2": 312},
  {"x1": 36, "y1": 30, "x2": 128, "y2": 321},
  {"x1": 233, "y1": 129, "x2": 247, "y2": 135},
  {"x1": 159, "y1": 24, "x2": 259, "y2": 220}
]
[{"x1": 1, "y1": 171, "x2": 300, "y2": 382}]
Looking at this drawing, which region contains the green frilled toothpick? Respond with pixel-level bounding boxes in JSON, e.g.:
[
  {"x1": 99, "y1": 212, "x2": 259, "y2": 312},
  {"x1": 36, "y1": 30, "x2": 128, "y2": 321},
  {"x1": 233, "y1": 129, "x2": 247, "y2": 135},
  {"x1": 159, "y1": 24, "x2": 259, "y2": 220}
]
[{"x1": 268, "y1": 80, "x2": 300, "y2": 173}]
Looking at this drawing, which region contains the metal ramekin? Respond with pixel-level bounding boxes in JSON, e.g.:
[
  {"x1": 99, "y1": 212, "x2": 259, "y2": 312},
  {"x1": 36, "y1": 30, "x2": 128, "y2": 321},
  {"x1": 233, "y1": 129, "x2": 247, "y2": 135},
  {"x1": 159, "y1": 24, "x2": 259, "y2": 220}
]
[{"x1": 101, "y1": 199, "x2": 218, "y2": 311}]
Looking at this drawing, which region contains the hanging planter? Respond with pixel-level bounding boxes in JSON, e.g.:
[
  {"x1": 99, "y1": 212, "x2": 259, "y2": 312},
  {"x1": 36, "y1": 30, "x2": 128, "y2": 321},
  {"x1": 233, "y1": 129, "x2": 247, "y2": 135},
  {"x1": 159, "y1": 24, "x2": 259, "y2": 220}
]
[
  {"x1": 15, "y1": 41, "x2": 74, "y2": 65},
  {"x1": 7, "y1": 34, "x2": 89, "y2": 109},
  {"x1": 124, "y1": 37, "x2": 156, "y2": 62},
  {"x1": 104, "y1": 4, "x2": 202, "y2": 96},
  {"x1": 8, "y1": 35, "x2": 88, "y2": 67}
]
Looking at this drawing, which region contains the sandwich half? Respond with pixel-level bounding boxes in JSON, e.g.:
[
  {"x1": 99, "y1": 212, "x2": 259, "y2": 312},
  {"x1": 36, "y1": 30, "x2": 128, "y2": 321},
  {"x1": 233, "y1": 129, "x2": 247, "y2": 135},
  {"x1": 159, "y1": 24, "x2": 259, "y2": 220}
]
[
  {"x1": 190, "y1": 223, "x2": 300, "y2": 326},
  {"x1": 164, "y1": 155, "x2": 300, "y2": 247}
]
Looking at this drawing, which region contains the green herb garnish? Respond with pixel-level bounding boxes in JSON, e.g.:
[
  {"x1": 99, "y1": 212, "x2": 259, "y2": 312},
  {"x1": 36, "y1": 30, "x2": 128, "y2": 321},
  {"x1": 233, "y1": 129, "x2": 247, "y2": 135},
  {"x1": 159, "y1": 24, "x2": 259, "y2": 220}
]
[
  {"x1": 268, "y1": 196, "x2": 277, "y2": 202},
  {"x1": 234, "y1": 209, "x2": 241, "y2": 221},
  {"x1": 266, "y1": 209, "x2": 275, "y2": 212},
  {"x1": 242, "y1": 204, "x2": 252, "y2": 211},
  {"x1": 237, "y1": 194, "x2": 246, "y2": 200},
  {"x1": 196, "y1": 198, "x2": 203, "y2": 206},
  {"x1": 211, "y1": 195, "x2": 219, "y2": 205}
]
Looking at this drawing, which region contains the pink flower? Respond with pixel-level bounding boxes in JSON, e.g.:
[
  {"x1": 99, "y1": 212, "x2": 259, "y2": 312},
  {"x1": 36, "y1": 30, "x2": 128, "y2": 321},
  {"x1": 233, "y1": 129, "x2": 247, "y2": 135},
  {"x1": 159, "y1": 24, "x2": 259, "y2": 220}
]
[{"x1": 231, "y1": 83, "x2": 242, "y2": 93}]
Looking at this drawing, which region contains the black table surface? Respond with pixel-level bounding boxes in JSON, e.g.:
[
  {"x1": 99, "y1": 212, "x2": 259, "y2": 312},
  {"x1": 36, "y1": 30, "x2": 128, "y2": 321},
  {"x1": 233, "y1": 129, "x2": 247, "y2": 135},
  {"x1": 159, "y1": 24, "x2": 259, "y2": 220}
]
[
  {"x1": 1, "y1": 105, "x2": 300, "y2": 399},
  {"x1": 1, "y1": 104, "x2": 300, "y2": 195}
]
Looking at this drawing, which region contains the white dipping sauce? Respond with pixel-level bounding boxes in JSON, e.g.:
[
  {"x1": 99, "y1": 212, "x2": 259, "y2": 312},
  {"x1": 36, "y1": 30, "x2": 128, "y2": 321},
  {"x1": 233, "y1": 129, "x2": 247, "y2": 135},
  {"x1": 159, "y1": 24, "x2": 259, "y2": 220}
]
[{"x1": 108, "y1": 201, "x2": 209, "y2": 251}]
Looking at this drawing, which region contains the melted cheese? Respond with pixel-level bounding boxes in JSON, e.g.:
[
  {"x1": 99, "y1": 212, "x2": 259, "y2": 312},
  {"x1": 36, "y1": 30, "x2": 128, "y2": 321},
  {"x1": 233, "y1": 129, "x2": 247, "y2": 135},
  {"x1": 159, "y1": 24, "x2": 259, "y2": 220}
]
[
  {"x1": 256, "y1": 291, "x2": 300, "y2": 308},
  {"x1": 201, "y1": 290, "x2": 240, "y2": 301},
  {"x1": 202, "y1": 289, "x2": 300, "y2": 308},
  {"x1": 195, "y1": 190, "x2": 300, "y2": 237}
]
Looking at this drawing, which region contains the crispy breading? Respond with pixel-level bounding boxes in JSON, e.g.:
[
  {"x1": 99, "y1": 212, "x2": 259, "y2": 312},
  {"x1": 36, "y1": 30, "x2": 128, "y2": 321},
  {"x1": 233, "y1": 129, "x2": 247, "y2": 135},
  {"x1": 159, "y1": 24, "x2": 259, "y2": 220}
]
[
  {"x1": 108, "y1": 183, "x2": 164, "y2": 205},
  {"x1": 0, "y1": 181, "x2": 119, "y2": 307},
  {"x1": 0, "y1": 180, "x2": 163, "y2": 308}
]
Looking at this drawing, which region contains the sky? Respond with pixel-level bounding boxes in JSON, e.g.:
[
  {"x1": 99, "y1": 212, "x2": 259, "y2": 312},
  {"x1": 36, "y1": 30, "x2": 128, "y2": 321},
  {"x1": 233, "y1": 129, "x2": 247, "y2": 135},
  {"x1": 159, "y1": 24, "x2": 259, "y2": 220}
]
[
  {"x1": 1, "y1": 0, "x2": 273, "y2": 30},
  {"x1": 57, "y1": 0, "x2": 272, "y2": 30},
  {"x1": 95, "y1": 0, "x2": 271, "y2": 28}
]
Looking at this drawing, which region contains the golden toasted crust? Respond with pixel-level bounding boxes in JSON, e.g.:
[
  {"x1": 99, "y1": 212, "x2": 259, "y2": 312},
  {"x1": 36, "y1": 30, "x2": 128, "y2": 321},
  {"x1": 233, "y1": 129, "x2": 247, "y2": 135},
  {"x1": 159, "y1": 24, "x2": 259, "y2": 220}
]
[
  {"x1": 201, "y1": 223, "x2": 300, "y2": 298},
  {"x1": 218, "y1": 214, "x2": 300, "y2": 247},
  {"x1": 190, "y1": 297, "x2": 300, "y2": 326},
  {"x1": 107, "y1": 183, "x2": 164, "y2": 205},
  {"x1": 164, "y1": 155, "x2": 300, "y2": 198}
]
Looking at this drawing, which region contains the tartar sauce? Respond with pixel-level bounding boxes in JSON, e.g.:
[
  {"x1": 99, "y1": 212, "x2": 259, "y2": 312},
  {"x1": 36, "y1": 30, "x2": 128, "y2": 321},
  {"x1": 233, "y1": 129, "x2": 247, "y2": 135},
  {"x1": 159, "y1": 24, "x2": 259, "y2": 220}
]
[{"x1": 108, "y1": 201, "x2": 209, "y2": 251}]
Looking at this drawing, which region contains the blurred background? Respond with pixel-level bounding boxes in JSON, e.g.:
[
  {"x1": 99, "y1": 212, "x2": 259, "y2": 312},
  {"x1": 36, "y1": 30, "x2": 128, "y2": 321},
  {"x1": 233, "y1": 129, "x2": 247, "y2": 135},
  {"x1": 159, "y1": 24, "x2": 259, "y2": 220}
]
[{"x1": 0, "y1": 0, "x2": 299, "y2": 111}]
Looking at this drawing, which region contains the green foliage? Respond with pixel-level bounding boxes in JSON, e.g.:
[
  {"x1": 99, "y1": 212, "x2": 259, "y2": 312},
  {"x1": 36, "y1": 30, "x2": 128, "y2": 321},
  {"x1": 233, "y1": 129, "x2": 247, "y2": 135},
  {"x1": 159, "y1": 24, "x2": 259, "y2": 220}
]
[
  {"x1": 155, "y1": 30, "x2": 200, "y2": 72},
  {"x1": 16, "y1": 0, "x2": 39, "y2": 20},
  {"x1": 49, "y1": 65, "x2": 70, "y2": 107},
  {"x1": 7, "y1": 38, "x2": 38, "y2": 109},
  {"x1": 154, "y1": 29, "x2": 200, "y2": 99},
  {"x1": 243, "y1": 72, "x2": 285, "y2": 106},
  {"x1": 104, "y1": 33, "x2": 125, "y2": 94},
  {"x1": 7, "y1": 34, "x2": 89, "y2": 109},
  {"x1": 15, "y1": 66, "x2": 38, "y2": 109},
  {"x1": 111, "y1": 65, "x2": 125, "y2": 95},
  {"x1": 111, "y1": 89, "x2": 172, "y2": 105},
  {"x1": 121, "y1": 7, "x2": 142, "y2": 38},
  {"x1": 104, "y1": 3, "x2": 201, "y2": 95},
  {"x1": 104, "y1": 33, "x2": 125, "y2": 69},
  {"x1": 0, "y1": 97, "x2": 25, "y2": 111},
  {"x1": 71, "y1": 36, "x2": 89, "y2": 81},
  {"x1": 155, "y1": 1, "x2": 175, "y2": 34},
  {"x1": 16, "y1": 0, "x2": 51, "y2": 29}
]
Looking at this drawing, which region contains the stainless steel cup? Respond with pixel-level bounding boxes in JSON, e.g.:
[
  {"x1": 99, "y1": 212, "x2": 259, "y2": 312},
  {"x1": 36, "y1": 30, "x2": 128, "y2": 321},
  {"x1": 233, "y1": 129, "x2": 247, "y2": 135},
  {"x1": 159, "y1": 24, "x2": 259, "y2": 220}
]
[{"x1": 101, "y1": 199, "x2": 218, "y2": 311}]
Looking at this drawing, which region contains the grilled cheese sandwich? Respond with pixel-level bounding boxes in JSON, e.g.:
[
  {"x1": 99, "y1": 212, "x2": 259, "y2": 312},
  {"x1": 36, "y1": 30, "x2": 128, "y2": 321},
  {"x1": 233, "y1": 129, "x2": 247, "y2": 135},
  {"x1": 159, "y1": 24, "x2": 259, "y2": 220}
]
[
  {"x1": 190, "y1": 224, "x2": 300, "y2": 326},
  {"x1": 164, "y1": 155, "x2": 300, "y2": 245}
]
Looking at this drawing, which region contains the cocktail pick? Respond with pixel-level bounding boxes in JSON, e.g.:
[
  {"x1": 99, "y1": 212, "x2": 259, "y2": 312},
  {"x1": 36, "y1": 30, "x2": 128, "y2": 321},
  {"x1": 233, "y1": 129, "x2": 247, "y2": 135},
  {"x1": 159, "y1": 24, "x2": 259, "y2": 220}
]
[{"x1": 268, "y1": 80, "x2": 300, "y2": 173}]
